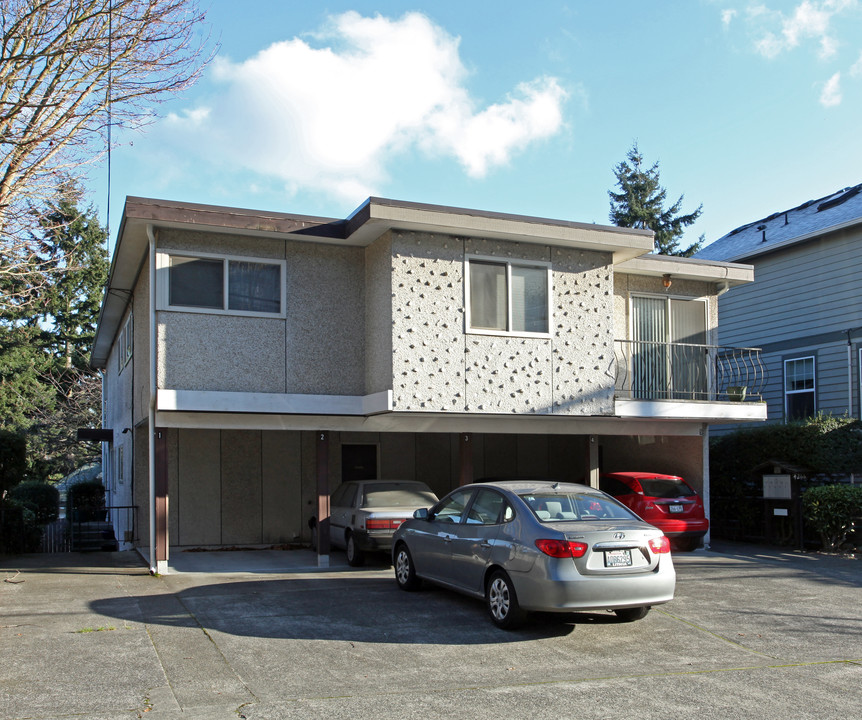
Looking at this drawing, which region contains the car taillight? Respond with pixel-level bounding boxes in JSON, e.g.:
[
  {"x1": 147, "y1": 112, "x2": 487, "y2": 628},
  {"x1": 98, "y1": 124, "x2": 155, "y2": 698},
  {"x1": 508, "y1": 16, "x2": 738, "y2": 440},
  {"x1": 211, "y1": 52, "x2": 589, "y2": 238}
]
[
  {"x1": 648, "y1": 536, "x2": 671, "y2": 554},
  {"x1": 366, "y1": 519, "x2": 403, "y2": 530},
  {"x1": 535, "y1": 539, "x2": 589, "y2": 558}
]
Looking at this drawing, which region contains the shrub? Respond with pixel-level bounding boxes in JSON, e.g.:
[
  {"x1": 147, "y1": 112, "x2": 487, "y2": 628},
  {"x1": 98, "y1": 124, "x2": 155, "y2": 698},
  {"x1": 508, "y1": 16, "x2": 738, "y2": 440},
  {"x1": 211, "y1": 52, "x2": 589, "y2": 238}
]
[
  {"x1": 0, "y1": 429, "x2": 27, "y2": 495},
  {"x1": 802, "y1": 485, "x2": 862, "y2": 551},
  {"x1": 0, "y1": 498, "x2": 43, "y2": 554},
  {"x1": 67, "y1": 480, "x2": 106, "y2": 522},
  {"x1": 8, "y1": 481, "x2": 59, "y2": 524}
]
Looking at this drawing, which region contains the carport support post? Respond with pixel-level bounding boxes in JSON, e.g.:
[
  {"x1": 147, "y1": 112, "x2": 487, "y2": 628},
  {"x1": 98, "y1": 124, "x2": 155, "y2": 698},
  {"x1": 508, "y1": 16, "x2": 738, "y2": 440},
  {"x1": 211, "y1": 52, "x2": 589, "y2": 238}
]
[
  {"x1": 586, "y1": 435, "x2": 599, "y2": 488},
  {"x1": 154, "y1": 427, "x2": 169, "y2": 572},
  {"x1": 459, "y1": 433, "x2": 473, "y2": 486},
  {"x1": 316, "y1": 431, "x2": 330, "y2": 568}
]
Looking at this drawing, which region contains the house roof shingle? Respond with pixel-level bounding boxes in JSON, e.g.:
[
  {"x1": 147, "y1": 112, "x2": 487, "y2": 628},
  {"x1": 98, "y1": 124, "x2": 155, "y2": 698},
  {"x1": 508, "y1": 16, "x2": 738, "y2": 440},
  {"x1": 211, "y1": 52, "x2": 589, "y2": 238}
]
[{"x1": 694, "y1": 182, "x2": 862, "y2": 263}]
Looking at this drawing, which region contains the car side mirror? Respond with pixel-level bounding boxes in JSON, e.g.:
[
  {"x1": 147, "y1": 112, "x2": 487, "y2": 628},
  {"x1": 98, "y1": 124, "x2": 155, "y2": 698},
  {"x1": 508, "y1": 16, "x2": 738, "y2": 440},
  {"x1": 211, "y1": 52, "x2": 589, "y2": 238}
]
[{"x1": 413, "y1": 507, "x2": 429, "y2": 520}]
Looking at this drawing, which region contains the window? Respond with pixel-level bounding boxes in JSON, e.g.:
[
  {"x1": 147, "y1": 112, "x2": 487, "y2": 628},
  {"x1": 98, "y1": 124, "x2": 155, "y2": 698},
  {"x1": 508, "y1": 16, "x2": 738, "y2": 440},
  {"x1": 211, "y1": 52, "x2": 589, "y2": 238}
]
[
  {"x1": 160, "y1": 252, "x2": 285, "y2": 317},
  {"x1": 466, "y1": 257, "x2": 550, "y2": 335},
  {"x1": 432, "y1": 488, "x2": 473, "y2": 524},
  {"x1": 784, "y1": 356, "x2": 815, "y2": 421},
  {"x1": 117, "y1": 446, "x2": 124, "y2": 486},
  {"x1": 117, "y1": 313, "x2": 133, "y2": 372},
  {"x1": 630, "y1": 295, "x2": 708, "y2": 400},
  {"x1": 466, "y1": 488, "x2": 507, "y2": 525}
]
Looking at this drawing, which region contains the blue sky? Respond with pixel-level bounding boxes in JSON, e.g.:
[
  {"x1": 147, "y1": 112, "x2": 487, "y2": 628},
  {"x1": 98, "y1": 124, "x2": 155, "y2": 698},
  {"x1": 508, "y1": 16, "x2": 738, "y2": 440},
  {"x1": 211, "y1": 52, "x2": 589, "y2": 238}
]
[{"x1": 92, "y1": 0, "x2": 862, "y2": 252}]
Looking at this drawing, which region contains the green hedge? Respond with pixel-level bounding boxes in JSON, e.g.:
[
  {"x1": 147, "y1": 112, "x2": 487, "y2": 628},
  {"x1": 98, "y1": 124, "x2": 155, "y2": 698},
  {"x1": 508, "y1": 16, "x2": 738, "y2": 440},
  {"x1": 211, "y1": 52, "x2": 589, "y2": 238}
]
[
  {"x1": 0, "y1": 498, "x2": 43, "y2": 554},
  {"x1": 802, "y1": 485, "x2": 862, "y2": 551},
  {"x1": 8, "y1": 481, "x2": 59, "y2": 525},
  {"x1": 0, "y1": 429, "x2": 27, "y2": 494},
  {"x1": 67, "y1": 480, "x2": 106, "y2": 522}
]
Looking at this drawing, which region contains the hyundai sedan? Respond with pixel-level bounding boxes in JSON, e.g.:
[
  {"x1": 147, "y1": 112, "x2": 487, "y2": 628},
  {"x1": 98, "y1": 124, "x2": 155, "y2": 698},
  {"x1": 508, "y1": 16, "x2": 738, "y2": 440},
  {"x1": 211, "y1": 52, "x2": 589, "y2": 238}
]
[{"x1": 392, "y1": 480, "x2": 675, "y2": 629}]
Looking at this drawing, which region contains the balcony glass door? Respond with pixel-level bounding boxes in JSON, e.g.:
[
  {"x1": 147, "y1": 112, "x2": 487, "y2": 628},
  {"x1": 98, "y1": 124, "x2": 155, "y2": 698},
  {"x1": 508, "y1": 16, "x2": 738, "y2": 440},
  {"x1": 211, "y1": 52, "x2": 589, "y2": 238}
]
[{"x1": 632, "y1": 296, "x2": 707, "y2": 399}]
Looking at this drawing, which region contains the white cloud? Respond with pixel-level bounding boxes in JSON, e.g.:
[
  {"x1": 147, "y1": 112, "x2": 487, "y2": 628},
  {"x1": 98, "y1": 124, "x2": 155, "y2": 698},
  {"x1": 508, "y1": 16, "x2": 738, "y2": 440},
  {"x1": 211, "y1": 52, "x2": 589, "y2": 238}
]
[
  {"x1": 166, "y1": 11, "x2": 566, "y2": 202},
  {"x1": 750, "y1": 0, "x2": 856, "y2": 59},
  {"x1": 820, "y1": 71, "x2": 842, "y2": 105},
  {"x1": 851, "y1": 50, "x2": 862, "y2": 75},
  {"x1": 722, "y1": 8, "x2": 738, "y2": 26}
]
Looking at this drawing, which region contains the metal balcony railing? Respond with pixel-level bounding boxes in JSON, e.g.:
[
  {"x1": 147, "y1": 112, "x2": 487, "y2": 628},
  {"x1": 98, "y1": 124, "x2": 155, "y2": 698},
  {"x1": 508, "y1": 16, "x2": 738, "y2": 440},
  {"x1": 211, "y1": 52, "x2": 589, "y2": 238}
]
[{"x1": 614, "y1": 340, "x2": 766, "y2": 402}]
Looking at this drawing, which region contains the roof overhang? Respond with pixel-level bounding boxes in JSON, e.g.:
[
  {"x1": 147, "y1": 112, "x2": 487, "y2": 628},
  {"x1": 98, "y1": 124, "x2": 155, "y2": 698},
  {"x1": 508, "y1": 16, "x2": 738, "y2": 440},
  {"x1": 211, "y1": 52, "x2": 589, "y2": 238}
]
[
  {"x1": 616, "y1": 254, "x2": 754, "y2": 288},
  {"x1": 91, "y1": 196, "x2": 656, "y2": 368}
]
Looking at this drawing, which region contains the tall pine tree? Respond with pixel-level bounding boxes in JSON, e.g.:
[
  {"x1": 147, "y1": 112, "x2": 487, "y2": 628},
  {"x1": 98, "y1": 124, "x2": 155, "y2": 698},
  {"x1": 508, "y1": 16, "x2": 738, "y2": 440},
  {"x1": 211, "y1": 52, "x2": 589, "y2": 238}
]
[
  {"x1": 609, "y1": 143, "x2": 703, "y2": 257},
  {"x1": 0, "y1": 180, "x2": 108, "y2": 480}
]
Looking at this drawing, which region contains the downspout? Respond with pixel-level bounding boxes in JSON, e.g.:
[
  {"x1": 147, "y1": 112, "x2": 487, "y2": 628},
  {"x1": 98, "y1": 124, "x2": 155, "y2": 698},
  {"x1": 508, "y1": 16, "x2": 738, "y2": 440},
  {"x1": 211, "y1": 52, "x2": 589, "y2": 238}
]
[
  {"x1": 147, "y1": 225, "x2": 158, "y2": 574},
  {"x1": 847, "y1": 330, "x2": 856, "y2": 486}
]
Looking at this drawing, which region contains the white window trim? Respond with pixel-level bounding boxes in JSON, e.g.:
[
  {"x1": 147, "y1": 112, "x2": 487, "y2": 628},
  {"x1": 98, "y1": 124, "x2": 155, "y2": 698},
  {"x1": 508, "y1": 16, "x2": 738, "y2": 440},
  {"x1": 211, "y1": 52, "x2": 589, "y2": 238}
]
[
  {"x1": 117, "y1": 312, "x2": 133, "y2": 372},
  {"x1": 464, "y1": 254, "x2": 552, "y2": 338},
  {"x1": 156, "y1": 250, "x2": 287, "y2": 319},
  {"x1": 783, "y1": 355, "x2": 816, "y2": 421}
]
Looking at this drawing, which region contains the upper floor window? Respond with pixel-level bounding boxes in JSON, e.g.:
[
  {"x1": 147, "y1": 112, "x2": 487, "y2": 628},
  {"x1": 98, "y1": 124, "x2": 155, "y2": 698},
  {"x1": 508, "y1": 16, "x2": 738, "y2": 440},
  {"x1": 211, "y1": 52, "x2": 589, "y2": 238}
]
[
  {"x1": 466, "y1": 257, "x2": 551, "y2": 336},
  {"x1": 158, "y1": 252, "x2": 285, "y2": 317},
  {"x1": 117, "y1": 312, "x2": 133, "y2": 372},
  {"x1": 784, "y1": 356, "x2": 815, "y2": 421}
]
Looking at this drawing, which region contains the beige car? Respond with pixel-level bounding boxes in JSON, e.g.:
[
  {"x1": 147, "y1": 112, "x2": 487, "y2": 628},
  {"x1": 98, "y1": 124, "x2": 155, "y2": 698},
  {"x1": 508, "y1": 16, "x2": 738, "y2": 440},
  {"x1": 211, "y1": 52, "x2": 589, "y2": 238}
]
[{"x1": 310, "y1": 480, "x2": 438, "y2": 566}]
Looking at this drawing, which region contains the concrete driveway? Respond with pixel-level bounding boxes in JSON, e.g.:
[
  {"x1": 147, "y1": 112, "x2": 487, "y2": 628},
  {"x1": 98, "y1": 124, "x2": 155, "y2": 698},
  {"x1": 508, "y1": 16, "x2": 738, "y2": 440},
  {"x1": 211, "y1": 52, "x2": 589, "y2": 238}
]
[{"x1": 1, "y1": 543, "x2": 860, "y2": 720}]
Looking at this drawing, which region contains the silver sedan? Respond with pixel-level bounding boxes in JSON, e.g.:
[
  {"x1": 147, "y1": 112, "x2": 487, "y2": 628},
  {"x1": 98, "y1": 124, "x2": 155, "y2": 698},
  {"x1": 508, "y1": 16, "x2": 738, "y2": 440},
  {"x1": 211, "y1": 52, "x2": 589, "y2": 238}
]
[{"x1": 392, "y1": 480, "x2": 675, "y2": 629}]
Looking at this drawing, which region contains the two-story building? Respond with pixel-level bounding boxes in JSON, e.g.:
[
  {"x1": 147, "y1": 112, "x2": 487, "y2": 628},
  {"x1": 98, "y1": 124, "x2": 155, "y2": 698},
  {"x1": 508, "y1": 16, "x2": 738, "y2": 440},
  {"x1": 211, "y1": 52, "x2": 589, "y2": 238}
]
[
  {"x1": 695, "y1": 182, "x2": 862, "y2": 430},
  {"x1": 91, "y1": 196, "x2": 765, "y2": 573}
]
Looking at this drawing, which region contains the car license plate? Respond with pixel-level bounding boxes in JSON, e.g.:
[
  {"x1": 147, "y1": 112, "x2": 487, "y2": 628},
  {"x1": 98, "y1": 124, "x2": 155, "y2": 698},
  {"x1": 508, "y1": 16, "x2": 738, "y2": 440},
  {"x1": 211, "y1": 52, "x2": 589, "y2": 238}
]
[
  {"x1": 669, "y1": 504, "x2": 684, "y2": 513},
  {"x1": 604, "y1": 549, "x2": 632, "y2": 567}
]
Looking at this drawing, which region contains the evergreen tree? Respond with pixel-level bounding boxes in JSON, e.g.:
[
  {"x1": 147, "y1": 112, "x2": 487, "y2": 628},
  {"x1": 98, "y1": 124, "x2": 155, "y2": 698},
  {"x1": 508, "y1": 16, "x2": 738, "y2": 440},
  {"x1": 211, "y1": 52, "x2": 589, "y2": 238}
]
[
  {"x1": 0, "y1": 181, "x2": 108, "y2": 480},
  {"x1": 609, "y1": 143, "x2": 704, "y2": 257}
]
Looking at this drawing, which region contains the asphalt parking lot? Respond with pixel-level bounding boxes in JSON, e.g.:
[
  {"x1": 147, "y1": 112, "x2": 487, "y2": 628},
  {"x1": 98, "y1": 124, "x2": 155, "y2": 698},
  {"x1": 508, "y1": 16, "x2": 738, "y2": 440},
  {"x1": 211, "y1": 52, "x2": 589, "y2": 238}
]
[{"x1": 1, "y1": 542, "x2": 860, "y2": 720}]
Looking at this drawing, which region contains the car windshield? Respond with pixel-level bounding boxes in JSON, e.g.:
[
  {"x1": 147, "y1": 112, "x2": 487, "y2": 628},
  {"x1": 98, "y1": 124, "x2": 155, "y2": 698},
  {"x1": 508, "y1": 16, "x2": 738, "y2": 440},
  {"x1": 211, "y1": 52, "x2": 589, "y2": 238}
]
[
  {"x1": 520, "y1": 492, "x2": 637, "y2": 522},
  {"x1": 361, "y1": 483, "x2": 437, "y2": 508},
  {"x1": 638, "y1": 478, "x2": 695, "y2": 499}
]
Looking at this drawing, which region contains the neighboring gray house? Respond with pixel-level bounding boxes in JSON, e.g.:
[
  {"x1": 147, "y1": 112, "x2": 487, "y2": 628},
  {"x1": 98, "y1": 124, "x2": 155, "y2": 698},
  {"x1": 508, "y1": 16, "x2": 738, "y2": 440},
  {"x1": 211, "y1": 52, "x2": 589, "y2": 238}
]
[
  {"x1": 695, "y1": 183, "x2": 862, "y2": 430},
  {"x1": 91, "y1": 196, "x2": 764, "y2": 573}
]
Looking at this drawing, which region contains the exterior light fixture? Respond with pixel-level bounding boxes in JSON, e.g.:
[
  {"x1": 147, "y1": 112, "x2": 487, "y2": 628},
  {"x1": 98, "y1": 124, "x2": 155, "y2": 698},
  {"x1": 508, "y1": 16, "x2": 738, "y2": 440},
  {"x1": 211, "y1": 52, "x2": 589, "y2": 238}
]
[{"x1": 662, "y1": 274, "x2": 672, "y2": 290}]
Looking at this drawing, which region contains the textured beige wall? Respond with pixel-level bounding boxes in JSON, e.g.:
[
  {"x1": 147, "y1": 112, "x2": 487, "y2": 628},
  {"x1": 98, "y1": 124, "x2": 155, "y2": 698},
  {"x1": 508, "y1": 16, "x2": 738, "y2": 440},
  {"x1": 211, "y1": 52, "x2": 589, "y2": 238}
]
[
  {"x1": 391, "y1": 231, "x2": 465, "y2": 410},
  {"x1": 389, "y1": 232, "x2": 615, "y2": 415},
  {"x1": 364, "y1": 234, "x2": 394, "y2": 395},
  {"x1": 155, "y1": 229, "x2": 366, "y2": 396},
  {"x1": 285, "y1": 241, "x2": 365, "y2": 395},
  {"x1": 161, "y1": 313, "x2": 287, "y2": 392}
]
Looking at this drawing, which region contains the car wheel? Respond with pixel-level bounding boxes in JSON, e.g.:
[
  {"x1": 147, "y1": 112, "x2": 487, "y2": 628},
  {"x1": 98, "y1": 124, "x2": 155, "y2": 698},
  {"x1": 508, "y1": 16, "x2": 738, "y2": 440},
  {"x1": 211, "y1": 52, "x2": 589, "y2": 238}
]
[
  {"x1": 614, "y1": 606, "x2": 650, "y2": 622},
  {"x1": 394, "y1": 543, "x2": 422, "y2": 591},
  {"x1": 346, "y1": 532, "x2": 365, "y2": 567},
  {"x1": 310, "y1": 522, "x2": 318, "y2": 552},
  {"x1": 486, "y1": 570, "x2": 526, "y2": 630}
]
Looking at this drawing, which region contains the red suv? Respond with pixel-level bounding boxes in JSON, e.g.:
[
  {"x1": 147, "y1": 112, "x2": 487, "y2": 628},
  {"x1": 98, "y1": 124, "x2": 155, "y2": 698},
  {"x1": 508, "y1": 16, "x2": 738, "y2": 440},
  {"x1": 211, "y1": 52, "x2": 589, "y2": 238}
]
[{"x1": 600, "y1": 472, "x2": 708, "y2": 551}]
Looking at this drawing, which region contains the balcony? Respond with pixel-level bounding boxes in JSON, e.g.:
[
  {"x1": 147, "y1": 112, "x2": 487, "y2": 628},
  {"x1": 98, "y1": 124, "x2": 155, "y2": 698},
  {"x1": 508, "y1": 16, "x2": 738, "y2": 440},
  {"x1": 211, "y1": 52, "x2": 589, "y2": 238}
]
[{"x1": 614, "y1": 340, "x2": 766, "y2": 403}]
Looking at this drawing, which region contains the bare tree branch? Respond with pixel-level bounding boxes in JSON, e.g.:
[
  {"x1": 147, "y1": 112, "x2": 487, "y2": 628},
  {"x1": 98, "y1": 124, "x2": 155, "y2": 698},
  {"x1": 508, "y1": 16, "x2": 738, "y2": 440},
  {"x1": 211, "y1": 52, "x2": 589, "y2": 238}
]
[{"x1": 1, "y1": 0, "x2": 214, "y2": 312}]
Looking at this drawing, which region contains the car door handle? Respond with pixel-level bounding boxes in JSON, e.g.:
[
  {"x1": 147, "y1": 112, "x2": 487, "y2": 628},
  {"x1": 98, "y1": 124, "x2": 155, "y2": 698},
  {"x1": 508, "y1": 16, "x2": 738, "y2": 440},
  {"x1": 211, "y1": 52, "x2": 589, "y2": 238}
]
[
  {"x1": 480, "y1": 541, "x2": 492, "y2": 548},
  {"x1": 443, "y1": 535, "x2": 453, "y2": 543}
]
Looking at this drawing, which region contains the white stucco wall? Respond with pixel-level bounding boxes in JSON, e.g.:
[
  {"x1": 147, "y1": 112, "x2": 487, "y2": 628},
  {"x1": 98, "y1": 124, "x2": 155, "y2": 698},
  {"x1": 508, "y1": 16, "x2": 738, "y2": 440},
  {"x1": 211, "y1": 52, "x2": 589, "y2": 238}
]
[{"x1": 389, "y1": 231, "x2": 615, "y2": 415}]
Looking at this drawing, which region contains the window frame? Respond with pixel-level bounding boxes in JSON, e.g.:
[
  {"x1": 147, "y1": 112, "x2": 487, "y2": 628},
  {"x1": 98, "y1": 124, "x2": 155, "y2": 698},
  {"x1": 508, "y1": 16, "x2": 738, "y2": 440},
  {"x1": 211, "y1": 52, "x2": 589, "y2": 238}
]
[
  {"x1": 157, "y1": 250, "x2": 287, "y2": 318},
  {"x1": 464, "y1": 254, "x2": 552, "y2": 338},
  {"x1": 783, "y1": 355, "x2": 816, "y2": 422},
  {"x1": 117, "y1": 312, "x2": 133, "y2": 373}
]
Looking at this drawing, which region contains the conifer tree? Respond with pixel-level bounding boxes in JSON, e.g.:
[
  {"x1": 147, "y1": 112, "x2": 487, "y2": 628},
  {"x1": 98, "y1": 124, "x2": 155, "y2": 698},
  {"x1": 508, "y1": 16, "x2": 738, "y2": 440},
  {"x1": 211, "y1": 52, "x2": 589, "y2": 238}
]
[{"x1": 609, "y1": 143, "x2": 703, "y2": 256}]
